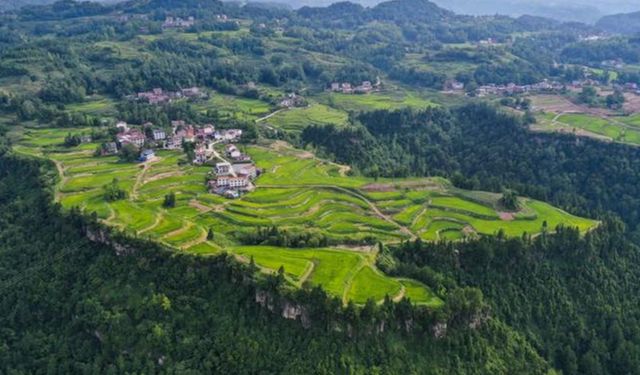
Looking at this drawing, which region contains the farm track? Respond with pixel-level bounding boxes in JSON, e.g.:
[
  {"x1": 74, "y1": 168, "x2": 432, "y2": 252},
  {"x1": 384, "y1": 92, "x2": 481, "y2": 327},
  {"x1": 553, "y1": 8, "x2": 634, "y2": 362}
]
[
  {"x1": 138, "y1": 213, "x2": 162, "y2": 234},
  {"x1": 180, "y1": 227, "x2": 208, "y2": 250},
  {"x1": 131, "y1": 158, "x2": 159, "y2": 200}
]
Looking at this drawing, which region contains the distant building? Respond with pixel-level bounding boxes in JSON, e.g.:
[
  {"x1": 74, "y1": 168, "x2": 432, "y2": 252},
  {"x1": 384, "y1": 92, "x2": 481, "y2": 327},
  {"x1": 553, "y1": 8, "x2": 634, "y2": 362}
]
[
  {"x1": 139, "y1": 149, "x2": 155, "y2": 162},
  {"x1": 102, "y1": 142, "x2": 118, "y2": 155},
  {"x1": 117, "y1": 130, "x2": 146, "y2": 148},
  {"x1": 216, "y1": 162, "x2": 232, "y2": 176},
  {"x1": 153, "y1": 129, "x2": 166, "y2": 141},
  {"x1": 116, "y1": 121, "x2": 128, "y2": 132},
  {"x1": 162, "y1": 16, "x2": 195, "y2": 29}
]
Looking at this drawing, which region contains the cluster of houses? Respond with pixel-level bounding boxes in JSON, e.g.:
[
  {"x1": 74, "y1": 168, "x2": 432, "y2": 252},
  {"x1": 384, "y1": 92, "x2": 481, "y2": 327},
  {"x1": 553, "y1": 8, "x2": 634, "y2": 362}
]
[
  {"x1": 208, "y1": 144, "x2": 259, "y2": 199},
  {"x1": 470, "y1": 78, "x2": 640, "y2": 97},
  {"x1": 133, "y1": 87, "x2": 204, "y2": 105},
  {"x1": 162, "y1": 16, "x2": 195, "y2": 29},
  {"x1": 279, "y1": 93, "x2": 307, "y2": 108},
  {"x1": 104, "y1": 120, "x2": 244, "y2": 162},
  {"x1": 475, "y1": 80, "x2": 567, "y2": 97},
  {"x1": 329, "y1": 80, "x2": 379, "y2": 95}
]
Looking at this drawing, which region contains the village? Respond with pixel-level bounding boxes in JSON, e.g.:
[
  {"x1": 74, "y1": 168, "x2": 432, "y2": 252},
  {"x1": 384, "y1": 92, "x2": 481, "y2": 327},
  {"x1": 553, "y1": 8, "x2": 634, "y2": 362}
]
[
  {"x1": 328, "y1": 79, "x2": 381, "y2": 95},
  {"x1": 104, "y1": 119, "x2": 259, "y2": 200},
  {"x1": 442, "y1": 78, "x2": 640, "y2": 97},
  {"x1": 129, "y1": 87, "x2": 206, "y2": 105}
]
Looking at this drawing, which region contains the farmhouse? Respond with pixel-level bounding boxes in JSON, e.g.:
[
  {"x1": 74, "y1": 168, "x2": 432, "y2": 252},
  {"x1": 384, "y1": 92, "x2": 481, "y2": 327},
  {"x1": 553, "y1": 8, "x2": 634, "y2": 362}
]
[
  {"x1": 139, "y1": 149, "x2": 155, "y2": 162},
  {"x1": 164, "y1": 136, "x2": 182, "y2": 150},
  {"x1": 153, "y1": 129, "x2": 166, "y2": 141},
  {"x1": 116, "y1": 121, "x2": 129, "y2": 132},
  {"x1": 162, "y1": 16, "x2": 195, "y2": 29},
  {"x1": 117, "y1": 129, "x2": 146, "y2": 148},
  {"x1": 216, "y1": 162, "x2": 232, "y2": 175},
  {"x1": 233, "y1": 163, "x2": 258, "y2": 179},
  {"x1": 137, "y1": 88, "x2": 171, "y2": 105},
  {"x1": 280, "y1": 93, "x2": 306, "y2": 108},
  {"x1": 211, "y1": 175, "x2": 250, "y2": 188},
  {"x1": 330, "y1": 81, "x2": 378, "y2": 94},
  {"x1": 444, "y1": 80, "x2": 464, "y2": 91},
  {"x1": 225, "y1": 144, "x2": 241, "y2": 159},
  {"x1": 214, "y1": 129, "x2": 243, "y2": 141},
  {"x1": 101, "y1": 142, "x2": 118, "y2": 155}
]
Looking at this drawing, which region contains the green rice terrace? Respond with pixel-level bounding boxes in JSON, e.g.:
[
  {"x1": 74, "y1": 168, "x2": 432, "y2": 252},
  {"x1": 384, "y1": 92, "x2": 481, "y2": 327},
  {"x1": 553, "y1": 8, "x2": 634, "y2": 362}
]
[
  {"x1": 535, "y1": 112, "x2": 640, "y2": 146},
  {"x1": 12, "y1": 127, "x2": 597, "y2": 306}
]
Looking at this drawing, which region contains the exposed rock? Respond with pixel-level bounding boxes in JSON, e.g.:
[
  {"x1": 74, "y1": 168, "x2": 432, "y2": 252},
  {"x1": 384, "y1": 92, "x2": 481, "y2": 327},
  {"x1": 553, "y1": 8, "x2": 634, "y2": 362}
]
[{"x1": 432, "y1": 322, "x2": 448, "y2": 339}]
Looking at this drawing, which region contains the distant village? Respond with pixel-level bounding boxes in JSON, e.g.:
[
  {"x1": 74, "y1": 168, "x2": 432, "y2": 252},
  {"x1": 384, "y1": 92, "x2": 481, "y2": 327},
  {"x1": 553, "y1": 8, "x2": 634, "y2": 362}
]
[
  {"x1": 101, "y1": 119, "x2": 258, "y2": 199},
  {"x1": 443, "y1": 79, "x2": 640, "y2": 97},
  {"x1": 129, "y1": 87, "x2": 206, "y2": 105},
  {"x1": 328, "y1": 79, "x2": 381, "y2": 95}
]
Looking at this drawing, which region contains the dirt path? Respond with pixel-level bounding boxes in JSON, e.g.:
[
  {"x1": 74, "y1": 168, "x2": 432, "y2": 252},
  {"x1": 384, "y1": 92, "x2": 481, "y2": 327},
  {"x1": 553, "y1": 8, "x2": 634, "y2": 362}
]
[
  {"x1": 297, "y1": 261, "x2": 316, "y2": 286},
  {"x1": 52, "y1": 159, "x2": 67, "y2": 202},
  {"x1": 180, "y1": 227, "x2": 208, "y2": 250},
  {"x1": 392, "y1": 286, "x2": 406, "y2": 303},
  {"x1": 131, "y1": 158, "x2": 160, "y2": 200},
  {"x1": 139, "y1": 213, "x2": 162, "y2": 234},
  {"x1": 256, "y1": 108, "x2": 286, "y2": 123}
]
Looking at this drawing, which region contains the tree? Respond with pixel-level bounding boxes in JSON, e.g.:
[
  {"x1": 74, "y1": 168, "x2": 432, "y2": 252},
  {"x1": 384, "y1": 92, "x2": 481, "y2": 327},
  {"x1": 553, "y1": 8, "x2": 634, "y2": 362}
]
[
  {"x1": 606, "y1": 90, "x2": 625, "y2": 109},
  {"x1": 163, "y1": 192, "x2": 176, "y2": 208},
  {"x1": 207, "y1": 227, "x2": 214, "y2": 240},
  {"x1": 499, "y1": 189, "x2": 520, "y2": 211},
  {"x1": 103, "y1": 178, "x2": 126, "y2": 201},
  {"x1": 119, "y1": 143, "x2": 139, "y2": 162},
  {"x1": 578, "y1": 86, "x2": 598, "y2": 106}
]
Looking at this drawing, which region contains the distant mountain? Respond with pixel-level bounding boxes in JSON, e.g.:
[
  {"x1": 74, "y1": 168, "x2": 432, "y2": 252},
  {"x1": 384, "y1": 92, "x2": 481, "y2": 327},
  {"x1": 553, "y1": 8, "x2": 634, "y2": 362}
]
[{"x1": 597, "y1": 11, "x2": 640, "y2": 35}]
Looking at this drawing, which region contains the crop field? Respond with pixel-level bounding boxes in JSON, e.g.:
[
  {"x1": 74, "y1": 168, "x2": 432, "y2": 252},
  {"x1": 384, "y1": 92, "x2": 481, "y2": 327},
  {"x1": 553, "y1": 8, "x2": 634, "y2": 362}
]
[
  {"x1": 193, "y1": 94, "x2": 273, "y2": 121},
  {"x1": 319, "y1": 90, "x2": 436, "y2": 112},
  {"x1": 536, "y1": 113, "x2": 640, "y2": 146},
  {"x1": 264, "y1": 103, "x2": 349, "y2": 133},
  {"x1": 12, "y1": 129, "x2": 597, "y2": 305}
]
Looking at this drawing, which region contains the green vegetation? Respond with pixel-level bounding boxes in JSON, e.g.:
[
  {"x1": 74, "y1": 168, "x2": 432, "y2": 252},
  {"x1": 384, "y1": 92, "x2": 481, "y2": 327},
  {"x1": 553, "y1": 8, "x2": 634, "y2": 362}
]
[
  {"x1": 13, "y1": 129, "x2": 597, "y2": 305},
  {"x1": 264, "y1": 103, "x2": 348, "y2": 133},
  {"x1": 536, "y1": 112, "x2": 640, "y2": 146}
]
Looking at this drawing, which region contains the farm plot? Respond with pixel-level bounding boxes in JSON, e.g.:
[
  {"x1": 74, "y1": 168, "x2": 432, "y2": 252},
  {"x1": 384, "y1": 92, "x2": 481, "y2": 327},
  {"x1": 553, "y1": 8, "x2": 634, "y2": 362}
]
[
  {"x1": 13, "y1": 130, "x2": 598, "y2": 305},
  {"x1": 264, "y1": 103, "x2": 348, "y2": 133}
]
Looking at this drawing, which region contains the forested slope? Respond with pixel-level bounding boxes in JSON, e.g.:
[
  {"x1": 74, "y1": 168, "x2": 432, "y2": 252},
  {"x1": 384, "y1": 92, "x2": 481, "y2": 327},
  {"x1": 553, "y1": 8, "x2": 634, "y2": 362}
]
[{"x1": 0, "y1": 154, "x2": 548, "y2": 373}]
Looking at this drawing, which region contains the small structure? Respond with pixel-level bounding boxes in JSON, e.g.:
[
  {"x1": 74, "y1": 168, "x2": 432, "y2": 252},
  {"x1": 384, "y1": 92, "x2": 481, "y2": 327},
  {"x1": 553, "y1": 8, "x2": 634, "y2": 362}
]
[
  {"x1": 116, "y1": 121, "x2": 129, "y2": 132},
  {"x1": 216, "y1": 162, "x2": 232, "y2": 176},
  {"x1": 80, "y1": 135, "x2": 92, "y2": 144},
  {"x1": 153, "y1": 129, "x2": 166, "y2": 141},
  {"x1": 139, "y1": 149, "x2": 155, "y2": 162},
  {"x1": 162, "y1": 16, "x2": 195, "y2": 29},
  {"x1": 102, "y1": 142, "x2": 118, "y2": 155},
  {"x1": 233, "y1": 163, "x2": 258, "y2": 179},
  {"x1": 117, "y1": 129, "x2": 146, "y2": 148}
]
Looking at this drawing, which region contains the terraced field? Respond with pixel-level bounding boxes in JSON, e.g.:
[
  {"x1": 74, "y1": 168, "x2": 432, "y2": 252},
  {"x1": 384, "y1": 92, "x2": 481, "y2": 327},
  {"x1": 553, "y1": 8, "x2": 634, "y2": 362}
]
[
  {"x1": 13, "y1": 128, "x2": 597, "y2": 305},
  {"x1": 534, "y1": 112, "x2": 640, "y2": 146},
  {"x1": 264, "y1": 103, "x2": 349, "y2": 133}
]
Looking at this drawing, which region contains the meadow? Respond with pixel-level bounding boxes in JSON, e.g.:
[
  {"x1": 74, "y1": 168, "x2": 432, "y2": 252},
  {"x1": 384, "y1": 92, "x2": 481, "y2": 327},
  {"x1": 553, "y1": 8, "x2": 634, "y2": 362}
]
[{"x1": 13, "y1": 129, "x2": 597, "y2": 305}]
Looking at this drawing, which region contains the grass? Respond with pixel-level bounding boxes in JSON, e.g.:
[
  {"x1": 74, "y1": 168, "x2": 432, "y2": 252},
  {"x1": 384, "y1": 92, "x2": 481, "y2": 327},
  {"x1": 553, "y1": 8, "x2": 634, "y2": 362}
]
[
  {"x1": 537, "y1": 112, "x2": 640, "y2": 146},
  {"x1": 347, "y1": 266, "x2": 402, "y2": 304},
  {"x1": 319, "y1": 90, "x2": 436, "y2": 112},
  {"x1": 12, "y1": 129, "x2": 599, "y2": 305},
  {"x1": 265, "y1": 103, "x2": 348, "y2": 133}
]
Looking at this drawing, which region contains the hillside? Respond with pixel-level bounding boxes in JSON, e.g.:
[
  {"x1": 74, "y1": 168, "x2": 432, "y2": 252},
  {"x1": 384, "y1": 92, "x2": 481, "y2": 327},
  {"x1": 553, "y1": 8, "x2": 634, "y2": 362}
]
[
  {"x1": 3, "y1": 0, "x2": 640, "y2": 373},
  {"x1": 597, "y1": 11, "x2": 640, "y2": 35}
]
